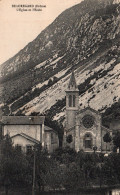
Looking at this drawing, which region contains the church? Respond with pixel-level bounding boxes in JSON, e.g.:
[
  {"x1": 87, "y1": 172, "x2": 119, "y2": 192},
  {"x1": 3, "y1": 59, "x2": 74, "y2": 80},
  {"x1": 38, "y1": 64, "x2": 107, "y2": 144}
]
[
  {"x1": 64, "y1": 72, "x2": 112, "y2": 153},
  {"x1": 0, "y1": 72, "x2": 115, "y2": 154}
]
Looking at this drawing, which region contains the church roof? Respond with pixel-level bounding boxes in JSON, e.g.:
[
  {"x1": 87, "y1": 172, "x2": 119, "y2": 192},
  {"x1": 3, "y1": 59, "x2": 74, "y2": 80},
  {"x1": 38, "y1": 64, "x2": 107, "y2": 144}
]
[
  {"x1": 2, "y1": 116, "x2": 45, "y2": 125},
  {"x1": 68, "y1": 71, "x2": 78, "y2": 90},
  {"x1": 78, "y1": 107, "x2": 101, "y2": 115},
  {"x1": 101, "y1": 126, "x2": 112, "y2": 133}
]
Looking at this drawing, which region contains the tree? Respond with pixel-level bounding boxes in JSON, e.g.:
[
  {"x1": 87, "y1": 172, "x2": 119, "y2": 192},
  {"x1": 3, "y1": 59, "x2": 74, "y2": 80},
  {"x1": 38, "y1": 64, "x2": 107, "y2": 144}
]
[
  {"x1": 51, "y1": 146, "x2": 77, "y2": 164},
  {"x1": 53, "y1": 76, "x2": 58, "y2": 83},
  {"x1": 101, "y1": 153, "x2": 119, "y2": 185},
  {"x1": 1, "y1": 105, "x2": 10, "y2": 116},
  {"x1": 31, "y1": 112, "x2": 39, "y2": 116},
  {"x1": 66, "y1": 134, "x2": 73, "y2": 144},
  {"x1": 103, "y1": 132, "x2": 112, "y2": 153},
  {"x1": 33, "y1": 143, "x2": 50, "y2": 192},
  {"x1": 63, "y1": 163, "x2": 84, "y2": 191},
  {"x1": 48, "y1": 78, "x2": 53, "y2": 86},
  {"x1": 0, "y1": 134, "x2": 32, "y2": 194},
  {"x1": 43, "y1": 162, "x2": 64, "y2": 191},
  {"x1": 0, "y1": 134, "x2": 14, "y2": 195},
  {"x1": 113, "y1": 131, "x2": 120, "y2": 152}
]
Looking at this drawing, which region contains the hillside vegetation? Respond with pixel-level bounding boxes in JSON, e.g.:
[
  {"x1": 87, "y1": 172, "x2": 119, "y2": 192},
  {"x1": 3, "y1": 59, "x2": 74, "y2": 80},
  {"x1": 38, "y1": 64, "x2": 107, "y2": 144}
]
[{"x1": 0, "y1": 0, "x2": 120, "y2": 127}]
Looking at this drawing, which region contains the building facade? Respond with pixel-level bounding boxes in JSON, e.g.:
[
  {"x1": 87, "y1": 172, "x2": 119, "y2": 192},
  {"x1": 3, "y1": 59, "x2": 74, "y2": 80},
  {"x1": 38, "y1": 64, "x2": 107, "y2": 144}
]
[
  {"x1": 65, "y1": 72, "x2": 112, "y2": 152},
  {"x1": 1, "y1": 116, "x2": 59, "y2": 153}
]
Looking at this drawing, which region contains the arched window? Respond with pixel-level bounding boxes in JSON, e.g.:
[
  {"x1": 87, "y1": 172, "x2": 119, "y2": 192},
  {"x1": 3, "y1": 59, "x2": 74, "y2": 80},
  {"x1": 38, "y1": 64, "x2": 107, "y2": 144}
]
[
  {"x1": 84, "y1": 133, "x2": 92, "y2": 149},
  {"x1": 73, "y1": 95, "x2": 76, "y2": 107},
  {"x1": 69, "y1": 95, "x2": 72, "y2": 107}
]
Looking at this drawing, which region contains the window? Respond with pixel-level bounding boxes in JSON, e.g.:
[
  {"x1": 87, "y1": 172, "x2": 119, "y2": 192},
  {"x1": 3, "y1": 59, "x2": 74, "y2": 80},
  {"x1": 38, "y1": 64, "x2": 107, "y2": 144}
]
[
  {"x1": 82, "y1": 115, "x2": 94, "y2": 128},
  {"x1": 15, "y1": 144, "x2": 22, "y2": 152},
  {"x1": 73, "y1": 95, "x2": 76, "y2": 107},
  {"x1": 84, "y1": 134, "x2": 92, "y2": 149},
  {"x1": 69, "y1": 95, "x2": 72, "y2": 107},
  {"x1": 26, "y1": 145, "x2": 32, "y2": 154},
  {"x1": 51, "y1": 133, "x2": 54, "y2": 144}
]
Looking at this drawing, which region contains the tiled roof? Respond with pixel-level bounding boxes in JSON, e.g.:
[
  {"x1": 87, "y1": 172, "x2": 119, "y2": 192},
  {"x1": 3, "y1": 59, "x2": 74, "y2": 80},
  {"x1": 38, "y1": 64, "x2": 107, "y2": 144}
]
[
  {"x1": 2, "y1": 116, "x2": 45, "y2": 125},
  {"x1": 101, "y1": 126, "x2": 112, "y2": 132},
  {"x1": 44, "y1": 125, "x2": 58, "y2": 134},
  {"x1": 11, "y1": 133, "x2": 40, "y2": 144},
  {"x1": 44, "y1": 125, "x2": 53, "y2": 131}
]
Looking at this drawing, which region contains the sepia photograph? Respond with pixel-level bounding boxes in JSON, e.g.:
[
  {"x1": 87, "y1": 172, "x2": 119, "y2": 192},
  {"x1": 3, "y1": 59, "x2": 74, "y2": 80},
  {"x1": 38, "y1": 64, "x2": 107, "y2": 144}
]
[{"x1": 0, "y1": 0, "x2": 120, "y2": 194}]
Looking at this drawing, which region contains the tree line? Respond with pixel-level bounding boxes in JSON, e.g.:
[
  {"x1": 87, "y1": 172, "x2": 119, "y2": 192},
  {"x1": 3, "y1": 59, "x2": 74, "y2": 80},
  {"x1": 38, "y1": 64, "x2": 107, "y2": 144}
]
[{"x1": 1, "y1": 132, "x2": 120, "y2": 194}]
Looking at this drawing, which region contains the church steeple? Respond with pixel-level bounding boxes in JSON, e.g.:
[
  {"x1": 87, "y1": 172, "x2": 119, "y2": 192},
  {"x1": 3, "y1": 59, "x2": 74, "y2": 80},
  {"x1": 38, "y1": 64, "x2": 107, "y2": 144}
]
[
  {"x1": 68, "y1": 71, "x2": 78, "y2": 90},
  {"x1": 65, "y1": 71, "x2": 79, "y2": 130}
]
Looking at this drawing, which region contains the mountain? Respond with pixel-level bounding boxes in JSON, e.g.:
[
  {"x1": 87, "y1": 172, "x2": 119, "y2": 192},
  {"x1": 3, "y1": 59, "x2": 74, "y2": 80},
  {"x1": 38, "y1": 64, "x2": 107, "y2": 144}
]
[{"x1": 0, "y1": 0, "x2": 120, "y2": 126}]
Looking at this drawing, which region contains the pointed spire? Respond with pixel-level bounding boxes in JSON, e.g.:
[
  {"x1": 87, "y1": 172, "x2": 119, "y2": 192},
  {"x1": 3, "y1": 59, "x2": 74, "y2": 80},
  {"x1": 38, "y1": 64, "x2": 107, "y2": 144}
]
[{"x1": 68, "y1": 71, "x2": 78, "y2": 90}]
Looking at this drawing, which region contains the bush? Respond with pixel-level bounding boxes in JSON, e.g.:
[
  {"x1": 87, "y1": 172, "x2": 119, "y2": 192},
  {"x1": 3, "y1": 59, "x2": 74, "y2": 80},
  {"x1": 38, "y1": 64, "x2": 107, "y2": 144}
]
[{"x1": 66, "y1": 134, "x2": 73, "y2": 143}]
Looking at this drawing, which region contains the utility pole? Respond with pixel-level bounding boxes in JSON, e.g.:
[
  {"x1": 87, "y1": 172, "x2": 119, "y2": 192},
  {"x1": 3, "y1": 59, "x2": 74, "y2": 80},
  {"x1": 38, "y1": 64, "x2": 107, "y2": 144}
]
[
  {"x1": 32, "y1": 146, "x2": 36, "y2": 195},
  {"x1": 32, "y1": 126, "x2": 37, "y2": 195}
]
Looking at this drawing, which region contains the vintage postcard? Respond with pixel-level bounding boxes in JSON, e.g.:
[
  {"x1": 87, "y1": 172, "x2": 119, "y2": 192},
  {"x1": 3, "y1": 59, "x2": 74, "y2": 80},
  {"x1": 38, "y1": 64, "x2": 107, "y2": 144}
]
[{"x1": 0, "y1": 0, "x2": 120, "y2": 194}]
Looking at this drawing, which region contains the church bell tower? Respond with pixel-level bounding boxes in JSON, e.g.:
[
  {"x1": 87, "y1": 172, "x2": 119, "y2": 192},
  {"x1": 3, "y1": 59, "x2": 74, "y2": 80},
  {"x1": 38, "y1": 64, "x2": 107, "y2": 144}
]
[{"x1": 66, "y1": 71, "x2": 79, "y2": 130}]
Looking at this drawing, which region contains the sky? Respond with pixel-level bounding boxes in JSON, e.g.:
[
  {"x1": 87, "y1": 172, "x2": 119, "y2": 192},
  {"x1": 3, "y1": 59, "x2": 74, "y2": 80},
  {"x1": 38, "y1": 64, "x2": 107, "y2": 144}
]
[{"x1": 0, "y1": 0, "x2": 82, "y2": 65}]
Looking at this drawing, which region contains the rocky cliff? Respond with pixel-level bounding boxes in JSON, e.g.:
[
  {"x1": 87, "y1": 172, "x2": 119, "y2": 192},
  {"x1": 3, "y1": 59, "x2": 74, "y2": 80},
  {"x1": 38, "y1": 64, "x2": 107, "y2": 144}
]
[{"x1": 0, "y1": 0, "x2": 120, "y2": 125}]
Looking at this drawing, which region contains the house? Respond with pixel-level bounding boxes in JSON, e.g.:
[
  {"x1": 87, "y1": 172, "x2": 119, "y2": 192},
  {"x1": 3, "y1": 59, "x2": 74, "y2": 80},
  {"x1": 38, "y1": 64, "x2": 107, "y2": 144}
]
[
  {"x1": 64, "y1": 71, "x2": 112, "y2": 152},
  {"x1": 1, "y1": 116, "x2": 59, "y2": 153}
]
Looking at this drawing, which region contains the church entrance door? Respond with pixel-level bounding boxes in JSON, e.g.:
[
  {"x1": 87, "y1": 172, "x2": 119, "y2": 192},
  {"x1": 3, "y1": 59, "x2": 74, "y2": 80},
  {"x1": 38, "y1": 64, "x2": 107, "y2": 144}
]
[{"x1": 84, "y1": 134, "x2": 92, "y2": 149}]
